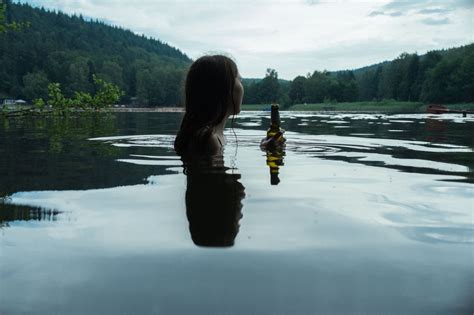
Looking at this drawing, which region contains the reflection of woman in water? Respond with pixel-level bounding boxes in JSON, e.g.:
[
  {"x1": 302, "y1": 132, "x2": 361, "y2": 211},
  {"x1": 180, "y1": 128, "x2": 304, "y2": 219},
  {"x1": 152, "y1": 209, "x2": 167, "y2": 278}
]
[
  {"x1": 174, "y1": 55, "x2": 245, "y2": 246},
  {"x1": 184, "y1": 159, "x2": 245, "y2": 247}
]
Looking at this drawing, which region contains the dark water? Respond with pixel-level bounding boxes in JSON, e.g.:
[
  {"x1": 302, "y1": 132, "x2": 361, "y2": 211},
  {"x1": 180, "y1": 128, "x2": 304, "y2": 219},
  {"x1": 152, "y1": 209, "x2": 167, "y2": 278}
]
[{"x1": 1, "y1": 112, "x2": 473, "y2": 314}]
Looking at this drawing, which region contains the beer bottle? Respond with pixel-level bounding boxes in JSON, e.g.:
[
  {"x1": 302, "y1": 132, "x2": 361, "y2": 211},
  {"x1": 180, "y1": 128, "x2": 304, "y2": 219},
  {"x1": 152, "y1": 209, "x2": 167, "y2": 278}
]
[{"x1": 267, "y1": 104, "x2": 285, "y2": 142}]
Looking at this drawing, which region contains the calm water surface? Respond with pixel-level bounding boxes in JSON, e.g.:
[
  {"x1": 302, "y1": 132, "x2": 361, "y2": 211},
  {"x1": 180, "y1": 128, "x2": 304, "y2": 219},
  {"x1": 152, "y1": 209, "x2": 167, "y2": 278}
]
[{"x1": 1, "y1": 112, "x2": 473, "y2": 314}]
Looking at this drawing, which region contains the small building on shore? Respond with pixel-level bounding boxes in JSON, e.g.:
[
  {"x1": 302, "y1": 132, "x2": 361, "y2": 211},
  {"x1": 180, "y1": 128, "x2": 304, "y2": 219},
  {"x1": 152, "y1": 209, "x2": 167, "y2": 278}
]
[
  {"x1": 1, "y1": 99, "x2": 29, "y2": 106},
  {"x1": 1, "y1": 99, "x2": 31, "y2": 111},
  {"x1": 1, "y1": 98, "x2": 16, "y2": 105}
]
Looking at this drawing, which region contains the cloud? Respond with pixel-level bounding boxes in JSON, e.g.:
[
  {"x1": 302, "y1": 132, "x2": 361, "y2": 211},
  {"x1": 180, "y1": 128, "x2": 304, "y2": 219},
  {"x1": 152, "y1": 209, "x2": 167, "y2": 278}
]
[
  {"x1": 18, "y1": 0, "x2": 474, "y2": 79},
  {"x1": 369, "y1": 1, "x2": 466, "y2": 29},
  {"x1": 421, "y1": 17, "x2": 451, "y2": 25},
  {"x1": 382, "y1": 0, "x2": 440, "y2": 11},
  {"x1": 382, "y1": 0, "x2": 473, "y2": 11},
  {"x1": 389, "y1": 11, "x2": 404, "y2": 17},
  {"x1": 418, "y1": 8, "x2": 451, "y2": 14},
  {"x1": 369, "y1": 10, "x2": 404, "y2": 17},
  {"x1": 369, "y1": 0, "x2": 470, "y2": 17},
  {"x1": 369, "y1": 11, "x2": 385, "y2": 17}
]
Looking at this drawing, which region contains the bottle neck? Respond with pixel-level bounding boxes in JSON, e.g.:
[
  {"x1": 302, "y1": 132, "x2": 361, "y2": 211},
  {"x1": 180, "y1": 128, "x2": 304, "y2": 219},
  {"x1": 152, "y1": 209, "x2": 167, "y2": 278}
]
[{"x1": 270, "y1": 106, "x2": 280, "y2": 128}]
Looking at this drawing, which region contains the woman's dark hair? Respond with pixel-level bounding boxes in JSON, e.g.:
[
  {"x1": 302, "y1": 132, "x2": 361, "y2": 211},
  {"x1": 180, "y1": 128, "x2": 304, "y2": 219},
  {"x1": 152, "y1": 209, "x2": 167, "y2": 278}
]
[{"x1": 174, "y1": 55, "x2": 239, "y2": 155}]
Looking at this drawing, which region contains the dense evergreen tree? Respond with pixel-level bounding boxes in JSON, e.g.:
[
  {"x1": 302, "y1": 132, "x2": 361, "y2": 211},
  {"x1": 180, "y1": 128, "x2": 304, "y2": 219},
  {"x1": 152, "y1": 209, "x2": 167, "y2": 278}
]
[
  {"x1": 304, "y1": 71, "x2": 333, "y2": 103},
  {"x1": 357, "y1": 66, "x2": 381, "y2": 101},
  {"x1": 0, "y1": 0, "x2": 26, "y2": 33},
  {"x1": 22, "y1": 70, "x2": 49, "y2": 100},
  {"x1": 406, "y1": 54, "x2": 420, "y2": 101},
  {"x1": 259, "y1": 68, "x2": 280, "y2": 103},
  {"x1": 453, "y1": 53, "x2": 474, "y2": 102},
  {"x1": 289, "y1": 76, "x2": 306, "y2": 104},
  {"x1": 336, "y1": 71, "x2": 358, "y2": 102},
  {"x1": 242, "y1": 74, "x2": 290, "y2": 107}
]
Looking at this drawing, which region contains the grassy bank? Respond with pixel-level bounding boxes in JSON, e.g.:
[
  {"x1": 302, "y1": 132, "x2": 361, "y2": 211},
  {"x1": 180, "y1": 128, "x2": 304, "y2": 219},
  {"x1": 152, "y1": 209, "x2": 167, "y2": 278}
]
[
  {"x1": 242, "y1": 101, "x2": 474, "y2": 112},
  {"x1": 241, "y1": 104, "x2": 272, "y2": 111},
  {"x1": 439, "y1": 103, "x2": 474, "y2": 111}
]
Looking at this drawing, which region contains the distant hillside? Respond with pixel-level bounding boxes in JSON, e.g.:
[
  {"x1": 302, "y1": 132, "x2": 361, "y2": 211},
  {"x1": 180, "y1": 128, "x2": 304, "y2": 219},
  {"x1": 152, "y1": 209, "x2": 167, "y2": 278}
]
[
  {"x1": 351, "y1": 43, "x2": 474, "y2": 103},
  {"x1": 243, "y1": 78, "x2": 289, "y2": 83},
  {"x1": 0, "y1": 1, "x2": 192, "y2": 105},
  {"x1": 243, "y1": 43, "x2": 473, "y2": 106},
  {"x1": 345, "y1": 44, "x2": 473, "y2": 76}
]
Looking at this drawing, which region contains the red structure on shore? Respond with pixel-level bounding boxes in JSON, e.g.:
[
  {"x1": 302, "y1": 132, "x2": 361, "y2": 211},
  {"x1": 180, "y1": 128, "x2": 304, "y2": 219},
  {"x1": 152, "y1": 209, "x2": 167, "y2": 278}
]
[{"x1": 427, "y1": 104, "x2": 470, "y2": 117}]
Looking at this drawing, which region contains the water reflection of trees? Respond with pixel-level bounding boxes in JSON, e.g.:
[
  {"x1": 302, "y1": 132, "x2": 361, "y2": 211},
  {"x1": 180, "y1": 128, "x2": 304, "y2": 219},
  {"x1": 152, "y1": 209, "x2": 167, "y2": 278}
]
[
  {"x1": 0, "y1": 203, "x2": 61, "y2": 228},
  {"x1": 1, "y1": 113, "x2": 125, "y2": 196},
  {"x1": 182, "y1": 155, "x2": 246, "y2": 247},
  {"x1": 0, "y1": 112, "x2": 185, "y2": 198}
]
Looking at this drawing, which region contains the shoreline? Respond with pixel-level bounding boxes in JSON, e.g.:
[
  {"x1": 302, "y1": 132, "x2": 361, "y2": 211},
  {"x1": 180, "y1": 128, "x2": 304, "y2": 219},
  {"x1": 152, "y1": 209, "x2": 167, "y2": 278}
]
[
  {"x1": 3, "y1": 103, "x2": 473, "y2": 115},
  {"x1": 110, "y1": 107, "x2": 184, "y2": 112}
]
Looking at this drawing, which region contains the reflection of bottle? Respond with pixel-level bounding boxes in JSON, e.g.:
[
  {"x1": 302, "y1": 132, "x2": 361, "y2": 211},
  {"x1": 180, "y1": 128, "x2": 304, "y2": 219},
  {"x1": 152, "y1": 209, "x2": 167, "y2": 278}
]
[
  {"x1": 266, "y1": 150, "x2": 284, "y2": 185},
  {"x1": 267, "y1": 104, "x2": 285, "y2": 142}
]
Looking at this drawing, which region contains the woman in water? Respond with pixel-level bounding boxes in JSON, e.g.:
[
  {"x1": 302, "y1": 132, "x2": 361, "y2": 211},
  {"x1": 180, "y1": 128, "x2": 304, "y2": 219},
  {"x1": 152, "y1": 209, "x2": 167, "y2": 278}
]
[
  {"x1": 174, "y1": 55, "x2": 244, "y2": 247},
  {"x1": 174, "y1": 54, "x2": 283, "y2": 156},
  {"x1": 174, "y1": 54, "x2": 283, "y2": 247},
  {"x1": 174, "y1": 55, "x2": 243, "y2": 156}
]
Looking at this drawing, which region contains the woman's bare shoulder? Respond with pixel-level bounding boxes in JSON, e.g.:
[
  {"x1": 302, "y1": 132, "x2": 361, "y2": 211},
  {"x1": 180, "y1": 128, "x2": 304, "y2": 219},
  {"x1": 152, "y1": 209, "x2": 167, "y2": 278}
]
[
  {"x1": 206, "y1": 132, "x2": 222, "y2": 154},
  {"x1": 184, "y1": 128, "x2": 222, "y2": 155}
]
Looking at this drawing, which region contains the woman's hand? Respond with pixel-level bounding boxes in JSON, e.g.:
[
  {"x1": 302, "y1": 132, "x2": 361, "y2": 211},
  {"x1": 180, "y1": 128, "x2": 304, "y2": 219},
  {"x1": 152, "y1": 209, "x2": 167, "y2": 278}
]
[{"x1": 260, "y1": 130, "x2": 286, "y2": 151}]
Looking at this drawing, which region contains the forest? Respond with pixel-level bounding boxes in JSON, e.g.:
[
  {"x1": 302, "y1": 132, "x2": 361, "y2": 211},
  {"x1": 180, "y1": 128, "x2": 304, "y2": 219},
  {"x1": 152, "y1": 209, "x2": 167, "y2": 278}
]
[
  {"x1": 0, "y1": 1, "x2": 190, "y2": 106},
  {"x1": 1, "y1": 1, "x2": 473, "y2": 107},
  {"x1": 243, "y1": 44, "x2": 474, "y2": 107}
]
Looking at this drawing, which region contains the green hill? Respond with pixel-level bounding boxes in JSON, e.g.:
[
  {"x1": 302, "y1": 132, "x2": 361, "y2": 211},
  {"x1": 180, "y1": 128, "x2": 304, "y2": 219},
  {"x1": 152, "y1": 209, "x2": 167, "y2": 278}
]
[
  {"x1": 0, "y1": 0, "x2": 191, "y2": 106},
  {"x1": 242, "y1": 43, "x2": 473, "y2": 106},
  {"x1": 352, "y1": 44, "x2": 474, "y2": 103}
]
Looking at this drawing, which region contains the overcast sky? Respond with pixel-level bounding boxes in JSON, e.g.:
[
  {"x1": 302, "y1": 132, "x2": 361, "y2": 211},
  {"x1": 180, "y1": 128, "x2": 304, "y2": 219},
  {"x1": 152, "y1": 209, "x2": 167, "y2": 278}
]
[{"x1": 20, "y1": 0, "x2": 474, "y2": 79}]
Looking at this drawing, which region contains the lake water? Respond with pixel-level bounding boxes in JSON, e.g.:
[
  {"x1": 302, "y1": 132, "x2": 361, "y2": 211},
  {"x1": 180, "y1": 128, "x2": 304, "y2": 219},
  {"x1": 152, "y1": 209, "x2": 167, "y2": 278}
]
[{"x1": 1, "y1": 112, "x2": 473, "y2": 314}]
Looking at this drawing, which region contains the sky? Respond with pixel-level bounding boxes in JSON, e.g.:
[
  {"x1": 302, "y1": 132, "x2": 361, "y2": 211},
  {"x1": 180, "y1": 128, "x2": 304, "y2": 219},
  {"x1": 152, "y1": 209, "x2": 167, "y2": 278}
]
[{"x1": 20, "y1": 0, "x2": 474, "y2": 79}]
